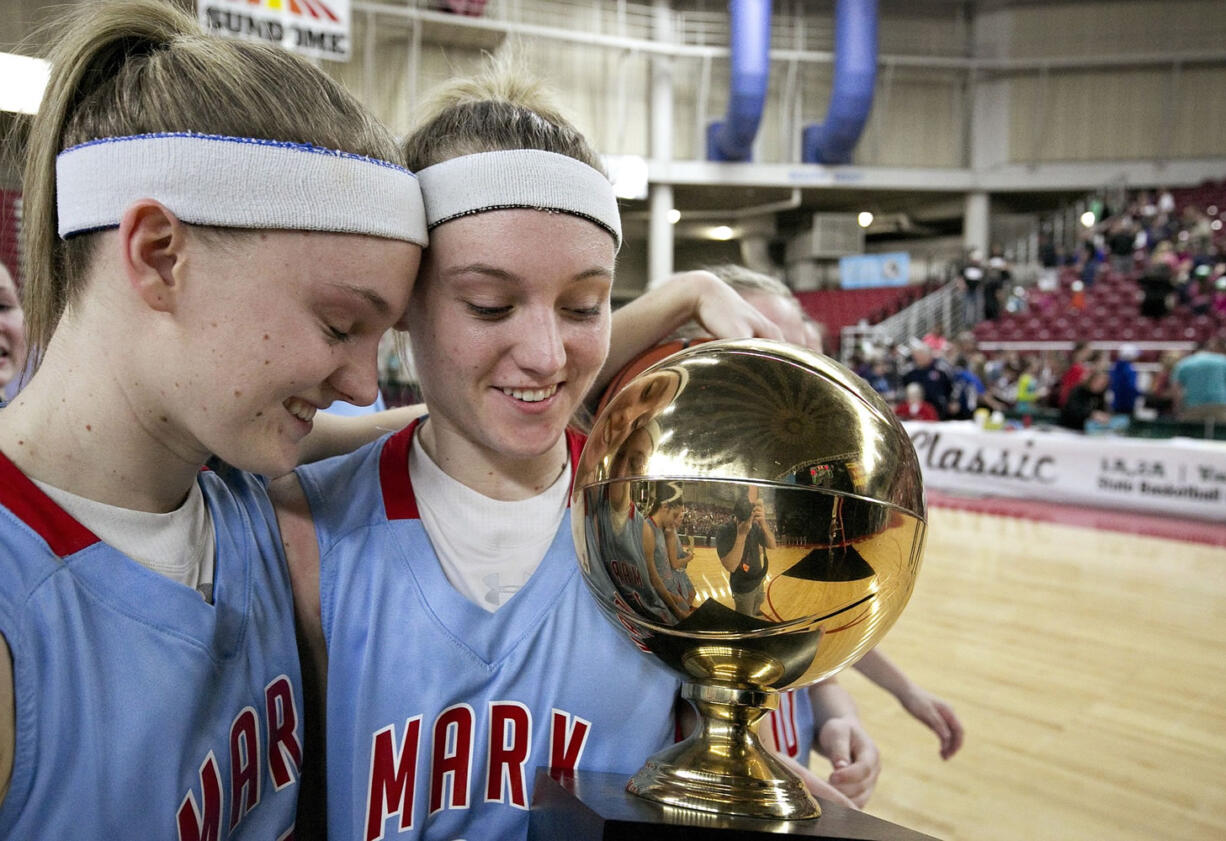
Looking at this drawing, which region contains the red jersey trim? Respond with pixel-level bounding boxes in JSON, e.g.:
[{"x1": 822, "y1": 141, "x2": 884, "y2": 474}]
[
  {"x1": 0, "y1": 450, "x2": 101, "y2": 557},
  {"x1": 380, "y1": 421, "x2": 587, "y2": 520},
  {"x1": 379, "y1": 418, "x2": 422, "y2": 521},
  {"x1": 564, "y1": 428, "x2": 586, "y2": 506}
]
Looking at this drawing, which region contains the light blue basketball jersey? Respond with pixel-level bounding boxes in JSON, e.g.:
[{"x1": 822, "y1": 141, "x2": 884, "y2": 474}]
[
  {"x1": 594, "y1": 495, "x2": 675, "y2": 624},
  {"x1": 0, "y1": 453, "x2": 303, "y2": 841},
  {"x1": 297, "y1": 420, "x2": 681, "y2": 841},
  {"x1": 645, "y1": 517, "x2": 697, "y2": 608}
]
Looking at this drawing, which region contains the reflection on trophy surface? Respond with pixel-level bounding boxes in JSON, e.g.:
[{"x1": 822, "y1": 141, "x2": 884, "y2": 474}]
[{"x1": 572, "y1": 339, "x2": 927, "y2": 820}]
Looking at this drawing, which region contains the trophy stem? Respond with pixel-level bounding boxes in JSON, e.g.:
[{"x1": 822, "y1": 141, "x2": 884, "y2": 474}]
[{"x1": 627, "y1": 682, "x2": 821, "y2": 820}]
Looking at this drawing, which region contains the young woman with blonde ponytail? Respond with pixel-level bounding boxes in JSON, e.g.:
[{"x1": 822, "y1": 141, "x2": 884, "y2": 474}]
[{"x1": 0, "y1": 2, "x2": 427, "y2": 836}]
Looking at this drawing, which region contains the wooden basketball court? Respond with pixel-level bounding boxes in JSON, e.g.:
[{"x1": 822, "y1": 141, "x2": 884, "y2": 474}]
[{"x1": 821, "y1": 504, "x2": 1226, "y2": 841}]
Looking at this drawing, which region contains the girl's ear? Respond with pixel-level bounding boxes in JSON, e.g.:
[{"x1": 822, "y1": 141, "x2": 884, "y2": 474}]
[{"x1": 117, "y1": 200, "x2": 189, "y2": 313}]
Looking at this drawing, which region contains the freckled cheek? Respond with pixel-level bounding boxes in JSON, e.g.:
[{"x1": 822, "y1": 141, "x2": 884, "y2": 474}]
[
  {"x1": 566, "y1": 331, "x2": 609, "y2": 379},
  {"x1": 449, "y1": 331, "x2": 503, "y2": 377}
]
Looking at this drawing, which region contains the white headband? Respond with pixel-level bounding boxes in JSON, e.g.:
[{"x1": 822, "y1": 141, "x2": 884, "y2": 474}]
[
  {"x1": 417, "y1": 149, "x2": 622, "y2": 249},
  {"x1": 56, "y1": 132, "x2": 428, "y2": 245}
]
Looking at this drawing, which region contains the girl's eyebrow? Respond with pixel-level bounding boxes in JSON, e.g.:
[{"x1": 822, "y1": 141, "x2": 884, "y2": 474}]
[
  {"x1": 443, "y1": 263, "x2": 613, "y2": 283},
  {"x1": 327, "y1": 282, "x2": 392, "y2": 316},
  {"x1": 443, "y1": 263, "x2": 518, "y2": 283}
]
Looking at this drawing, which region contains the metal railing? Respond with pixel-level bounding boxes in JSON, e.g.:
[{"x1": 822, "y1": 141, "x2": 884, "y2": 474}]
[{"x1": 839, "y1": 281, "x2": 962, "y2": 362}]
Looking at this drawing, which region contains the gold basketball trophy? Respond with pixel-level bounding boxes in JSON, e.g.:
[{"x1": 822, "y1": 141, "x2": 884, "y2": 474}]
[{"x1": 570, "y1": 339, "x2": 927, "y2": 822}]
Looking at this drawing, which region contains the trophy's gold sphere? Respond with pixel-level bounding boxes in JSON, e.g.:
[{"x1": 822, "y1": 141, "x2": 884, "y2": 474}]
[{"x1": 572, "y1": 339, "x2": 927, "y2": 696}]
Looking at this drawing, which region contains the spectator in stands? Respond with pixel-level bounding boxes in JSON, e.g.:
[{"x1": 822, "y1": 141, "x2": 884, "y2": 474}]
[
  {"x1": 902, "y1": 343, "x2": 954, "y2": 419},
  {"x1": 864, "y1": 356, "x2": 900, "y2": 404},
  {"x1": 958, "y1": 250, "x2": 985, "y2": 325},
  {"x1": 951, "y1": 330, "x2": 978, "y2": 368},
  {"x1": 1038, "y1": 232, "x2": 1059, "y2": 274},
  {"x1": 949, "y1": 353, "x2": 1006, "y2": 420},
  {"x1": 1138, "y1": 255, "x2": 1175, "y2": 318},
  {"x1": 1187, "y1": 264, "x2": 1214, "y2": 316},
  {"x1": 1109, "y1": 344, "x2": 1142, "y2": 417},
  {"x1": 988, "y1": 352, "x2": 1025, "y2": 407},
  {"x1": 1212, "y1": 275, "x2": 1226, "y2": 318},
  {"x1": 1157, "y1": 187, "x2": 1176, "y2": 217},
  {"x1": 1014, "y1": 355, "x2": 1048, "y2": 416},
  {"x1": 1079, "y1": 239, "x2": 1104, "y2": 288},
  {"x1": 1145, "y1": 350, "x2": 1183, "y2": 417},
  {"x1": 1059, "y1": 369, "x2": 1112, "y2": 431},
  {"x1": 1185, "y1": 206, "x2": 1214, "y2": 255},
  {"x1": 1107, "y1": 219, "x2": 1136, "y2": 276},
  {"x1": 921, "y1": 324, "x2": 949, "y2": 355},
  {"x1": 0, "y1": 260, "x2": 27, "y2": 406},
  {"x1": 1057, "y1": 342, "x2": 1093, "y2": 408},
  {"x1": 895, "y1": 382, "x2": 939, "y2": 422},
  {"x1": 1151, "y1": 239, "x2": 1181, "y2": 274},
  {"x1": 984, "y1": 245, "x2": 1010, "y2": 321},
  {"x1": 1172, "y1": 336, "x2": 1226, "y2": 422}
]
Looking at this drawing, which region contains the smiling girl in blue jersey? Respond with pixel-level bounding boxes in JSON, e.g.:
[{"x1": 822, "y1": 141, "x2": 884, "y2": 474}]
[{"x1": 268, "y1": 59, "x2": 817, "y2": 840}]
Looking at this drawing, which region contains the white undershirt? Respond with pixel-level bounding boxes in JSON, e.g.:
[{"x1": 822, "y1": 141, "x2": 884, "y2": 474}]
[
  {"x1": 32, "y1": 478, "x2": 216, "y2": 602},
  {"x1": 409, "y1": 433, "x2": 569, "y2": 612}
]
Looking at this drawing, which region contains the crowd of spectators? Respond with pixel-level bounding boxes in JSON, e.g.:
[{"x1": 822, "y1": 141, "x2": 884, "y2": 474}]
[
  {"x1": 872, "y1": 184, "x2": 1226, "y2": 432},
  {"x1": 677, "y1": 502, "x2": 724, "y2": 539},
  {"x1": 1044, "y1": 187, "x2": 1226, "y2": 321},
  {"x1": 849, "y1": 330, "x2": 1226, "y2": 432}
]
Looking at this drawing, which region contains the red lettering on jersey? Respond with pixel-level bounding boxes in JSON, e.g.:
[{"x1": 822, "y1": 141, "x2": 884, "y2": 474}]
[
  {"x1": 365, "y1": 717, "x2": 422, "y2": 841},
  {"x1": 610, "y1": 560, "x2": 643, "y2": 588},
  {"x1": 548, "y1": 709, "x2": 591, "y2": 775},
  {"x1": 265, "y1": 675, "x2": 302, "y2": 790},
  {"x1": 229, "y1": 706, "x2": 261, "y2": 829},
  {"x1": 178, "y1": 751, "x2": 223, "y2": 841},
  {"x1": 768, "y1": 691, "x2": 800, "y2": 758},
  {"x1": 611, "y1": 594, "x2": 653, "y2": 652},
  {"x1": 485, "y1": 701, "x2": 531, "y2": 808},
  {"x1": 429, "y1": 704, "x2": 474, "y2": 815}
]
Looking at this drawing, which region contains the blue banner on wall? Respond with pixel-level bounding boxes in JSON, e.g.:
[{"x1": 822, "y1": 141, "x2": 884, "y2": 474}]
[{"x1": 838, "y1": 252, "x2": 910, "y2": 288}]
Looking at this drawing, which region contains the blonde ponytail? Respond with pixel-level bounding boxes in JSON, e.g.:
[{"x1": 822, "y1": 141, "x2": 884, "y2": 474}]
[
  {"x1": 22, "y1": 0, "x2": 398, "y2": 358},
  {"x1": 402, "y1": 51, "x2": 603, "y2": 175}
]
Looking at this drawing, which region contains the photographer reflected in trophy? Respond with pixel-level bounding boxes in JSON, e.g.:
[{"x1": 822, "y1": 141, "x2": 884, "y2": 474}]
[
  {"x1": 716, "y1": 486, "x2": 778, "y2": 618},
  {"x1": 642, "y1": 481, "x2": 697, "y2": 621}
]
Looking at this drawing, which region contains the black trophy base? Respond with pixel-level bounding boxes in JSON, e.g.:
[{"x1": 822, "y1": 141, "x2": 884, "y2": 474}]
[{"x1": 528, "y1": 769, "x2": 941, "y2": 840}]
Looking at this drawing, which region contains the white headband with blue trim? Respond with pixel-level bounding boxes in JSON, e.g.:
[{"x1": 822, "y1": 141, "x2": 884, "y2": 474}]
[
  {"x1": 416, "y1": 149, "x2": 622, "y2": 249},
  {"x1": 55, "y1": 132, "x2": 428, "y2": 245}
]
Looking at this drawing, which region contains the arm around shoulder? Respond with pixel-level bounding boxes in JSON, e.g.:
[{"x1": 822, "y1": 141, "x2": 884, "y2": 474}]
[
  {"x1": 268, "y1": 473, "x2": 329, "y2": 837},
  {"x1": 269, "y1": 473, "x2": 324, "y2": 641},
  {"x1": 597, "y1": 271, "x2": 784, "y2": 399},
  {"x1": 297, "y1": 404, "x2": 426, "y2": 467}
]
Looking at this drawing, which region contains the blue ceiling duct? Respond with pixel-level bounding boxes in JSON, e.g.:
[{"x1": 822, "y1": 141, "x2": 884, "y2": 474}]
[
  {"x1": 803, "y1": 0, "x2": 878, "y2": 165},
  {"x1": 706, "y1": 0, "x2": 772, "y2": 163}
]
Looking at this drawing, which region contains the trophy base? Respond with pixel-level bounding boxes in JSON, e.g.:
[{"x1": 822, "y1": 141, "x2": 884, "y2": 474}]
[
  {"x1": 629, "y1": 682, "x2": 820, "y2": 820},
  {"x1": 629, "y1": 741, "x2": 820, "y2": 820},
  {"x1": 529, "y1": 769, "x2": 942, "y2": 840}
]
